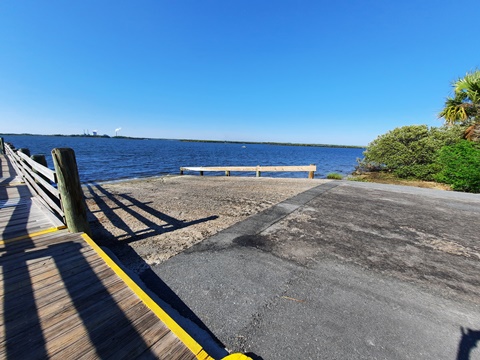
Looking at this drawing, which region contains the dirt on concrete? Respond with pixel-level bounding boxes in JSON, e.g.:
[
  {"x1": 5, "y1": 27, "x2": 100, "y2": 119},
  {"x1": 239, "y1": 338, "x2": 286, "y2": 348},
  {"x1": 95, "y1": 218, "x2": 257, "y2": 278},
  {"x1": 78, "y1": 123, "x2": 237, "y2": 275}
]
[
  {"x1": 85, "y1": 175, "x2": 480, "y2": 305},
  {"x1": 84, "y1": 175, "x2": 324, "y2": 273},
  {"x1": 257, "y1": 183, "x2": 480, "y2": 304}
]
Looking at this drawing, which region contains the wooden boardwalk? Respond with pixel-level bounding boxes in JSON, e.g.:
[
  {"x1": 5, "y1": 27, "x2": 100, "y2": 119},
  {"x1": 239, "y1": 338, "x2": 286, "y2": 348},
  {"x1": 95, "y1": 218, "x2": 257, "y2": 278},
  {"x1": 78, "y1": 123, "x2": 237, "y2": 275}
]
[{"x1": 0, "y1": 153, "x2": 211, "y2": 359}]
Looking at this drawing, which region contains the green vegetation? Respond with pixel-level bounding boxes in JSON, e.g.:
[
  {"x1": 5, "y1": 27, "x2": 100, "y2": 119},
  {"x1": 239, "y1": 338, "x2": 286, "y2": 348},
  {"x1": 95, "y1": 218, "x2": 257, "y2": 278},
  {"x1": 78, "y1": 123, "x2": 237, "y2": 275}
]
[
  {"x1": 358, "y1": 70, "x2": 480, "y2": 192},
  {"x1": 326, "y1": 172, "x2": 343, "y2": 180},
  {"x1": 359, "y1": 125, "x2": 463, "y2": 180},
  {"x1": 438, "y1": 69, "x2": 480, "y2": 141},
  {"x1": 434, "y1": 140, "x2": 480, "y2": 192}
]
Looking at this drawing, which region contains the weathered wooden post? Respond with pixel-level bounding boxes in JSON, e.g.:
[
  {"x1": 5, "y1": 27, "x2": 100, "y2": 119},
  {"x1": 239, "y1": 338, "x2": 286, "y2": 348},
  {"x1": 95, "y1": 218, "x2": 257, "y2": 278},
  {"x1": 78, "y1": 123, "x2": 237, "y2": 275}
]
[
  {"x1": 18, "y1": 148, "x2": 31, "y2": 173},
  {"x1": 31, "y1": 154, "x2": 48, "y2": 171},
  {"x1": 308, "y1": 164, "x2": 315, "y2": 179},
  {"x1": 256, "y1": 165, "x2": 261, "y2": 177},
  {"x1": 31, "y1": 154, "x2": 51, "y2": 184},
  {"x1": 0, "y1": 137, "x2": 5, "y2": 154},
  {"x1": 200, "y1": 171, "x2": 204, "y2": 176},
  {"x1": 18, "y1": 148, "x2": 31, "y2": 157},
  {"x1": 52, "y1": 148, "x2": 91, "y2": 236},
  {"x1": 225, "y1": 170, "x2": 230, "y2": 176}
]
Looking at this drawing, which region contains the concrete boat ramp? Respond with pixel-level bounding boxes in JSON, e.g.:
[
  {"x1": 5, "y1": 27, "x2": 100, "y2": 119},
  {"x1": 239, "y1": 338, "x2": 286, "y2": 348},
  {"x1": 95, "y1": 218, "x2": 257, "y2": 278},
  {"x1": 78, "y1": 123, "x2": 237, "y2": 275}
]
[{"x1": 152, "y1": 181, "x2": 480, "y2": 359}]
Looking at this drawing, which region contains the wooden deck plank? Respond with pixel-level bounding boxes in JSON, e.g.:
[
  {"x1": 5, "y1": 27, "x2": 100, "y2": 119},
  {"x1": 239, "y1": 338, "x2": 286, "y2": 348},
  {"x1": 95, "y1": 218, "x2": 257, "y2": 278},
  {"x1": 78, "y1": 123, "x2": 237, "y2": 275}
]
[
  {"x1": 0, "y1": 273, "x2": 123, "y2": 348},
  {"x1": 0, "y1": 266, "x2": 118, "y2": 321},
  {"x1": 0, "y1": 184, "x2": 32, "y2": 200},
  {"x1": 103, "y1": 318, "x2": 171, "y2": 360},
  {"x1": 44, "y1": 295, "x2": 145, "y2": 359},
  {"x1": 0, "y1": 230, "x2": 84, "y2": 255},
  {"x1": 56, "y1": 299, "x2": 152, "y2": 360},
  {"x1": 0, "y1": 276, "x2": 127, "y2": 343},
  {"x1": 0, "y1": 239, "x2": 93, "y2": 273},
  {"x1": 1, "y1": 289, "x2": 141, "y2": 359},
  {"x1": 0, "y1": 154, "x2": 200, "y2": 360},
  {"x1": 0, "y1": 255, "x2": 106, "y2": 298}
]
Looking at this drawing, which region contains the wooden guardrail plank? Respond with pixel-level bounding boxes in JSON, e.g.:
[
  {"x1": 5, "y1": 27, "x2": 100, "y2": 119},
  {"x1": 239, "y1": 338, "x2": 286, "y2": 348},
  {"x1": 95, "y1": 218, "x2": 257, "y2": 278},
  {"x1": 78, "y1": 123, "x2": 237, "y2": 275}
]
[
  {"x1": 180, "y1": 164, "x2": 316, "y2": 178},
  {"x1": 29, "y1": 170, "x2": 60, "y2": 198},
  {"x1": 16, "y1": 162, "x2": 64, "y2": 217},
  {"x1": 16, "y1": 150, "x2": 56, "y2": 182},
  {"x1": 5, "y1": 143, "x2": 64, "y2": 218},
  {"x1": 180, "y1": 165, "x2": 316, "y2": 172}
]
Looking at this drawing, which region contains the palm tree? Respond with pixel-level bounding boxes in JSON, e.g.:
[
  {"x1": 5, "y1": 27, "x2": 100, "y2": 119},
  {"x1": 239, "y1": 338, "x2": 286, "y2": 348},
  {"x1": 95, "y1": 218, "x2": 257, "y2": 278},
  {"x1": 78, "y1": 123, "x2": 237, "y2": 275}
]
[{"x1": 439, "y1": 70, "x2": 480, "y2": 141}]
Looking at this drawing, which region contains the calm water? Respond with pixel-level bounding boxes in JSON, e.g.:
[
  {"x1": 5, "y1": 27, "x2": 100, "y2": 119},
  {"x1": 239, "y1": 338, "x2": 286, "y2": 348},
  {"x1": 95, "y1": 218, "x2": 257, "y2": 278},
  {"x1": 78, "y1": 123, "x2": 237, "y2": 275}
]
[{"x1": 2, "y1": 135, "x2": 365, "y2": 183}]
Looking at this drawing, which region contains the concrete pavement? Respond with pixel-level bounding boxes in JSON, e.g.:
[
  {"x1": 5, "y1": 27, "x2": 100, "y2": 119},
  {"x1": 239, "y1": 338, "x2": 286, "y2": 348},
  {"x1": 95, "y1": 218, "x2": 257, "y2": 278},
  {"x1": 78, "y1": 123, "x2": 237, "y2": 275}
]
[{"x1": 150, "y1": 181, "x2": 480, "y2": 359}]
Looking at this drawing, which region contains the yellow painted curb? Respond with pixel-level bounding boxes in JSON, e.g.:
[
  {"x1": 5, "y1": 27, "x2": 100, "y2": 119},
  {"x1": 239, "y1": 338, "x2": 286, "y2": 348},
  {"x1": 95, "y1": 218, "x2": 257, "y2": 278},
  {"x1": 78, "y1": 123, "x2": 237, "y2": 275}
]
[
  {"x1": 0, "y1": 225, "x2": 67, "y2": 244},
  {"x1": 222, "y1": 354, "x2": 253, "y2": 360},
  {"x1": 81, "y1": 233, "x2": 215, "y2": 360}
]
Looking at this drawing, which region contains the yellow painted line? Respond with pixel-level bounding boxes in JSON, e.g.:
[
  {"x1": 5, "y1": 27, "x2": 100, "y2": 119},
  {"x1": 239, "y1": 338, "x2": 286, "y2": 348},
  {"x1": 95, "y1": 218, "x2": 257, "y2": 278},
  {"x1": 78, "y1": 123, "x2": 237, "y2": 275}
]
[
  {"x1": 0, "y1": 226, "x2": 67, "y2": 244},
  {"x1": 81, "y1": 233, "x2": 216, "y2": 360},
  {"x1": 222, "y1": 354, "x2": 253, "y2": 360},
  {"x1": 0, "y1": 182, "x2": 24, "y2": 186}
]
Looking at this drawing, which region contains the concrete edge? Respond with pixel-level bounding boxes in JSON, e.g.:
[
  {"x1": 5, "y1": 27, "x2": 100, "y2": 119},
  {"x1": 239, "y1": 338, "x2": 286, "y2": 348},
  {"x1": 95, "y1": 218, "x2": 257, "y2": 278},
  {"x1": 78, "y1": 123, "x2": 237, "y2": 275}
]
[
  {"x1": 81, "y1": 233, "x2": 252, "y2": 360},
  {"x1": 190, "y1": 181, "x2": 341, "y2": 252}
]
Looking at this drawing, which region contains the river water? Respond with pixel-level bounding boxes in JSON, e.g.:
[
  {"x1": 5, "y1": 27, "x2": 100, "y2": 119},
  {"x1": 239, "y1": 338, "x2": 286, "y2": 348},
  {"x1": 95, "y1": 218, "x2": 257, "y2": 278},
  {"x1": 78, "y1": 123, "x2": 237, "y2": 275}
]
[{"x1": 2, "y1": 135, "x2": 365, "y2": 183}]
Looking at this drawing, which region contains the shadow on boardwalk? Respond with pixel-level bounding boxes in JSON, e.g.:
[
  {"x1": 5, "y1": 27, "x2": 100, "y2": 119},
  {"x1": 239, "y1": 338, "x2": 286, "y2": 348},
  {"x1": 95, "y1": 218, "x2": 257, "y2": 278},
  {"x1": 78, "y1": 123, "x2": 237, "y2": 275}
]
[
  {"x1": 84, "y1": 184, "x2": 227, "y2": 354},
  {"x1": 1, "y1": 202, "x2": 157, "y2": 359}
]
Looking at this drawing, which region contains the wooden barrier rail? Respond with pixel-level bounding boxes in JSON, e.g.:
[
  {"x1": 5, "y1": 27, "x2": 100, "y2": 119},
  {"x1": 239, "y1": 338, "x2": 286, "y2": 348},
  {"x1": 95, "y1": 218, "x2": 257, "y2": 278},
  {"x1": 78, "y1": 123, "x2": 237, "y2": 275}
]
[
  {"x1": 3, "y1": 139, "x2": 91, "y2": 235},
  {"x1": 180, "y1": 164, "x2": 317, "y2": 179}
]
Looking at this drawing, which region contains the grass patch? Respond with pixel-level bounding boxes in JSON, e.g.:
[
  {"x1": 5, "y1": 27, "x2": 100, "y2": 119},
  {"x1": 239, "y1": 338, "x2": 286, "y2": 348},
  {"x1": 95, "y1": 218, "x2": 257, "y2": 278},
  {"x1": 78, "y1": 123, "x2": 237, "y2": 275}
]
[{"x1": 326, "y1": 172, "x2": 343, "y2": 180}]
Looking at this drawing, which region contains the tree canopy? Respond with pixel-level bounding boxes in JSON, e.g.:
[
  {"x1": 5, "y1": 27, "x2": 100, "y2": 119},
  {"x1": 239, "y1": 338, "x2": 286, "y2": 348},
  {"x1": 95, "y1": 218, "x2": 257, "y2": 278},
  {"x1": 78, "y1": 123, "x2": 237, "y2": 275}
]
[
  {"x1": 360, "y1": 125, "x2": 463, "y2": 180},
  {"x1": 438, "y1": 70, "x2": 480, "y2": 141},
  {"x1": 439, "y1": 69, "x2": 480, "y2": 125}
]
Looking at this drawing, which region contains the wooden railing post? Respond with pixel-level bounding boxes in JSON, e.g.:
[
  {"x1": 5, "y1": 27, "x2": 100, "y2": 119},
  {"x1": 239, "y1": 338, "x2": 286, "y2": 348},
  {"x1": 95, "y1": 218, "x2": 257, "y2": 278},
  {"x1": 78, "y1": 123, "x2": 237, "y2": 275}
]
[
  {"x1": 52, "y1": 148, "x2": 91, "y2": 236},
  {"x1": 0, "y1": 137, "x2": 5, "y2": 154},
  {"x1": 18, "y1": 148, "x2": 31, "y2": 157},
  {"x1": 31, "y1": 154, "x2": 49, "y2": 182},
  {"x1": 31, "y1": 154, "x2": 58, "y2": 207},
  {"x1": 256, "y1": 165, "x2": 261, "y2": 177},
  {"x1": 309, "y1": 164, "x2": 315, "y2": 179}
]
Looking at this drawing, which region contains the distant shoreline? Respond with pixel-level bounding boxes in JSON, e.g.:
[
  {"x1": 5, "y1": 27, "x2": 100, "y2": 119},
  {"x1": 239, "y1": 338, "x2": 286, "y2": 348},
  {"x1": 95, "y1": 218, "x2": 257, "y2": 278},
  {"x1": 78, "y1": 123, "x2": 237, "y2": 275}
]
[
  {"x1": 180, "y1": 139, "x2": 365, "y2": 149},
  {"x1": 1, "y1": 133, "x2": 365, "y2": 149}
]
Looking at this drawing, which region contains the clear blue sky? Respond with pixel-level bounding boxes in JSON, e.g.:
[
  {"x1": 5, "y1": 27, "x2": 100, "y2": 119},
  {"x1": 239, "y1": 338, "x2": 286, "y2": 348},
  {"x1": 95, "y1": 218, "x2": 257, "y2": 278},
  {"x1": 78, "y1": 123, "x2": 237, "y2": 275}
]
[{"x1": 1, "y1": 1, "x2": 479, "y2": 146}]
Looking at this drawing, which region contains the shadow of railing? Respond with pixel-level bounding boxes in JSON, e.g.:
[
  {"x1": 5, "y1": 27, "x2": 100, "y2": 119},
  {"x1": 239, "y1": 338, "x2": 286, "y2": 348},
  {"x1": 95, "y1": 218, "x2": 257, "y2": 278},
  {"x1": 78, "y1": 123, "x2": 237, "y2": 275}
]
[
  {"x1": 85, "y1": 183, "x2": 218, "y2": 244},
  {"x1": 1, "y1": 198, "x2": 157, "y2": 358},
  {"x1": 0, "y1": 159, "x2": 17, "y2": 186},
  {"x1": 1, "y1": 200, "x2": 47, "y2": 359},
  {"x1": 84, "y1": 183, "x2": 227, "y2": 355}
]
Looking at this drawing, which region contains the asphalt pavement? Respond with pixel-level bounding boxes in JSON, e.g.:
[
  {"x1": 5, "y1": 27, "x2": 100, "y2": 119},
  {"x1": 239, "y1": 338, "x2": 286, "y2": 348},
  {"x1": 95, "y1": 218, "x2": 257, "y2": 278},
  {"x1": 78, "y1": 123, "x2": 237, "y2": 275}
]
[{"x1": 149, "y1": 181, "x2": 480, "y2": 359}]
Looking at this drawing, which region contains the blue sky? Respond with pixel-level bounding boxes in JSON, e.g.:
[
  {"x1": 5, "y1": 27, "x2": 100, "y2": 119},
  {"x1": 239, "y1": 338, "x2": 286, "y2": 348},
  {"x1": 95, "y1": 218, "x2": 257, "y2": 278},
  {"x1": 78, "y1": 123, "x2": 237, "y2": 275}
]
[{"x1": 1, "y1": 1, "x2": 479, "y2": 146}]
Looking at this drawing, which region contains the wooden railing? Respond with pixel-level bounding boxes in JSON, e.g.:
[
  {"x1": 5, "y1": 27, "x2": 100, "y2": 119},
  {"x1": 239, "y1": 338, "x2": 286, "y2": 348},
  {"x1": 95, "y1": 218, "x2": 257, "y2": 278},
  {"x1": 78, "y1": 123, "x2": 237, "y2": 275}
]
[
  {"x1": 3, "y1": 139, "x2": 91, "y2": 235},
  {"x1": 180, "y1": 164, "x2": 317, "y2": 179}
]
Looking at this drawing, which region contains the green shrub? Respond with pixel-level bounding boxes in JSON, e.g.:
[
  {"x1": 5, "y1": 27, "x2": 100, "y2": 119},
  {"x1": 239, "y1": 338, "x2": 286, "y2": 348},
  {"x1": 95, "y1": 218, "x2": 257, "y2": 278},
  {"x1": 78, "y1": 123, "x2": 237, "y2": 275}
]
[
  {"x1": 326, "y1": 172, "x2": 343, "y2": 180},
  {"x1": 393, "y1": 163, "x2": 443, "y2": 181},
  {"x1": 434, "y1": 140, "x2": 480, "y2": 193},
  {"x1": 360, "y1": 124, "x2": 464, "y2": 180}
]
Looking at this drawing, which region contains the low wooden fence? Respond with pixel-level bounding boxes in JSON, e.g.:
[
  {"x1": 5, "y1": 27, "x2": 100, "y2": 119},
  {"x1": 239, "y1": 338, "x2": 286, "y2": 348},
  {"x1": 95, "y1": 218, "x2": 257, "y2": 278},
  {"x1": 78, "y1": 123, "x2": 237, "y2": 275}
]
[
  {"x1": 180, "y1": 164, "x2": 317, "y2": 179},
  {"x1": 2, "y1": 138, "x2": 91, "y2": 235}
]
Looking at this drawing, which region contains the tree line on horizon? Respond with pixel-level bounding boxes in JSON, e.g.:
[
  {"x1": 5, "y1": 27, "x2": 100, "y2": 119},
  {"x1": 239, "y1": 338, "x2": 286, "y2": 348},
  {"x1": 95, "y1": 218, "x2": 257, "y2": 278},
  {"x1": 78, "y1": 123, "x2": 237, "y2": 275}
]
[{"x1": 360, "y1": 69, "x2": 480, "y2": 193}]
